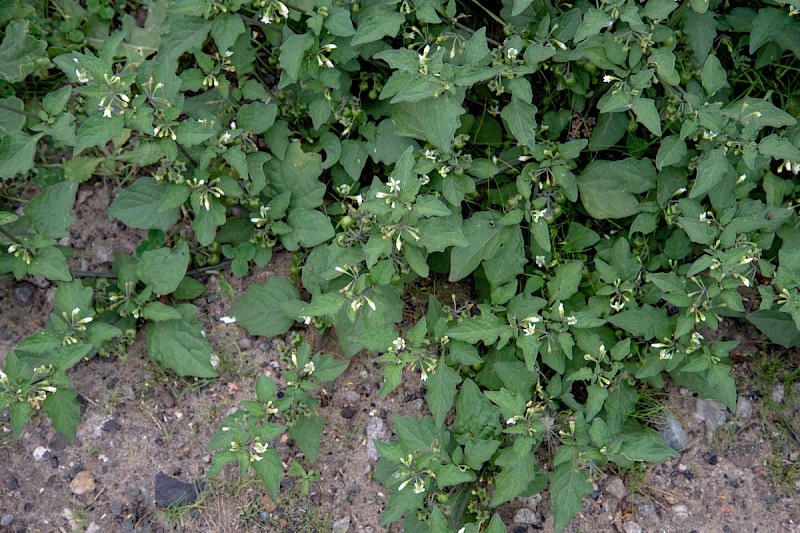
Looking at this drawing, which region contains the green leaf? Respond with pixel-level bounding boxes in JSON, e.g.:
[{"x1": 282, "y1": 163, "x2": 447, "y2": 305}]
[
  {"x1": 630, "y1": 98, "x2": 662, "y2": 136},
  {"x1": 24, "y1": 181, "x2": 77, "y2": 239},
  {"x1": 464, "y1": 438, "x2": 500, "y2": 471},
  {"x1": 264, "y1": 141, "x2": 325, "y2": 210},
  {"x1": 351, "y1": 8, "x2": 405, "y2": 45},
  {"x1": 281, "y1": 208, "x2": 335, "y2": 251},
  {"x1": 142, "y1": 302, "x2": 184, "y2": 321},
  {"x1": 251, "y1": 448, "x2": 282, "y2": 500},
  {"x1": 589, "y1": 112, "x2": 627, "y2": 151},
  {"x1": 501, "y1": 97, "x2": 537, "y2": 151},
  {"x1": 0, "y1": 20, "x2": 50, "y2": 83},
  {"x1": 0, "y1": 131, "x2": 42, "y2": 179},
  {"x1": 683, "y1": 10, "x2": 716, "y2": 63},
  {"x1": 547, "y1": 260, "x2": 583, "y2": 301},
  {"x1": 418, "y1": 212, "x2": 469, "y2": 253},
  {"x1": 424, "y1": 359, "x2": 462, "y2": 427},
  {"x1": 279, "y1": 32, "x2": 315, "y2": 82},
  {"x1": 447, "y1": 311, "x2": 506, "y2": 345},
  {"x1": 449, "y1": 212, "x2": 503, "y2": 281},
  {"x1": 491, "y1": 437, "x2": 544, "y2": 506},
  {"x1": 0, "y1": 96, "x2": 25, "y2": 134},
  {"x1": 607, "y1": 304, "x2": 670, "y2": 340},
  {"x1": 289, "y1": 413, "x2": 323, "y2": 462},
  {"x1": 325, "y1": 9, "x2": 356, "y2": 36},
  {"x1": 230, "y1": 276, "x2": 301, "y2": 337},
  {"x1": 43, "y1": 388, "x2": 80, "y2": 442},
  {"x1": 173, "y1": 120, "x2": 214, "y2": 147},
  {"x1": 577, "y1": 160, "x2": 655, "y2": 219},
  {"x1": 138, "y1": 241, "x2": 190, "y2": 295},
  {"x1": 575, "y1": 8, "x2": 613, "y2": 43},
  {"x1": 51, "y1": 343, "x2": 93, "y2": 371},
  {"x1": 690, "y1": 148, "x2": 730, "y2": 199},
  {"x1": 551, "y1": 460, "x2": 593, "y2": 533},
  {"x1": 747, "y1": 310, "x2": 800, "y2": 348},
  {"x1": 108, "y1": 177, "x2": 180, "y2": 231},
  {"x1": 73, "y1": 116, "x2": 124, "y2": 156},
  {"x1": 512, "y1": 0, "x2": 533, "y2": 16},
  {"x1": 10, "y1": 400, "x2": 32, "y2": 437},
  {"x1": 701, "y1": 54, "x2": 728, "y2": 94},
  {"x1": 211, "y1": 12, "x2": 245, "y2": 53},
  {"x1": 28, "y1": 247, "x2": 72, "y2": 281},
  {"x1": 655, "y1": 135, "x2": 687, "y2": 170},
  {"x1": 749, "y1": 7, "x2": 787, "y2": 55},
  {"x1": 146, "y1": 304, "x2": 218, "y2": 378},
  {"x1": 237, "y1": 102, "x2": 278, "y2": 134},
  {"x1": 310, "y1": 352, "x2": 349, "y2": 382}
]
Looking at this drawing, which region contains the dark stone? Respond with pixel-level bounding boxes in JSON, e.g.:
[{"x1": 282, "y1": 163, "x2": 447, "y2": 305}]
[
  {"x1": 723, "y1": 526, "x2": 731, "y2": 533},
  {"x1": 102, "y1": 419, "x2": 121, "y2": 433},
  {"x1": 7, "y1": 475, "x2": 19, "y2": 490},
  {"x1": 514, "y1": 527, "x2": 528, "y2": 533},
  {"x1": 345, "y1": 484, "x2": 360, "y2": 504},
  {"x1": 23, "y1": 503, "x2": 32, "y2": 513},
  {"x1": 50, "y1": 457, "x2": 59, "y2": 468},
  {"x1": 50, "y1": 434, "x2": 68, "y2": 452},
  {"x1": 110, "y1": 501, "x2": 124, "y2": 516},
  {"x1": 69, "y1": 464, "x2": 85, "y2": 479},
  {"x1": 703, "y1": 453, "x2": 718, "y2": 465},
  {"x1": 154, "y1": 471, "x2": 203, "y2": 508},
  {"x1": 11, "y1": 282, "x2": 35, "y2": 305},
  {"x1": 340, "y1": 407, "x2": 355, "y2": 419}
]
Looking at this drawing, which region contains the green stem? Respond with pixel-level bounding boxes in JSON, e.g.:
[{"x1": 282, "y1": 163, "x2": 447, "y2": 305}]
[
  {"x1": 0, "y1": 101, "x2": 39, "y2": 119},
  {"x1": 0, "y1": 226, "x2": 22, "y2": 245}
]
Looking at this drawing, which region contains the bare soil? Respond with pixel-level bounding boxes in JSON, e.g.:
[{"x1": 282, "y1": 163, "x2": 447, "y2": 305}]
[{"x1": 1, "y1": 184, "x2": 798, "y2": 533}]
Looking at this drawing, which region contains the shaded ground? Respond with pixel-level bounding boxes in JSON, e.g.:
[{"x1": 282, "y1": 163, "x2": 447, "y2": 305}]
[{"x1": 1, "y1": 184, "x2": 799, "y2": 532}]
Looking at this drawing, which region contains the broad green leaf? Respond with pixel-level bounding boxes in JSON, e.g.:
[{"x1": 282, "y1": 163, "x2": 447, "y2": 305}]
[
  {"x1": 747, "y1": 310, "x2": 800, "y2": 348},
  {"x1": 418, "y1": 212, "x2": 469, "y2": 253},
  {"x1": 631, "y1": 98, "x2": 662, "y2": 136},
  {"x1": 73, "y1": 115, "x2": 124, "y2": 156},
  {"x1": 211, "y1": 12, "x2": 245, "y2": 54},
  {"x1": 701, "y1": 54, "x2": 728, "y2": 94},
  {"x1": 447, "y1": 311, "x2": 507, "y2": 346},
  {"x1": 230, "y1": 276, "x2": 301, "y2": 337},
  {"x1": 24, "y1": 181, "x2": 77, "y2": 239},
  {"x1": 251, "y1": 448, "x2": 282, "y2": 500},
  {"x1": 690, "y1": 148, "x2": 729, "y2": 199},
  {"x1": 237, "y1": 102, "x2": 278, "y2": 134},
  {"x1": 28, "y1": 247, "x2": 72, "y2": 281},
  {"x1": 146, "y1": 305, "x2": 217, "y2": 378},
  {"x1": 279, "y1": 32, "x2": 315, "y2": 82},
  {"x1": 547, "y1": 260, "x2": 583, "y2": 301},
  {"x1": 0, "y1": 131, "x2": 42, "y2": 179},
  {"x1": 575, "y1": 8, "x2": 613, "y2": 43},
  {"x1": 108, "y1": 177, "x2": 180, "y2": 231},
  {"x1": 655, "y1": 135, "x2": 687, "y2": 170},
  {"x1": 588, "y1": 112, "x2": 627, "y2": 151},
  {"x1": 43, "y1": 388, "x2": 80, "y2": 442},
  {"x1": 0, "y1": 96, "x2": 25, "y2": 134},
  {"x1": 512, "y1": 0, "x2": 534, "y2": 16},
  {"x1": 325, "y1": 9, "x2": 356, "y2": 36},
  {"x1": 683, "y1": 10, "x2": 716, "y2": 63},
  {"x1": 263, "y1": 141, "x2": 325, "y2": 210},
  {"x1": 551, "y1": 460, "x2": 593, "y2": 532},
  {"x1": 142, "y1": 302, "x2": 183, "y2": 321},
  {"x1": 310, "y1": 352, "x2": 349, "y2": 382},
  {"x1": 288, "y1": 412, "x2": 323, "y2": 462},
  {"x1": 138, "y1": 241, "x2": 190, "y2": 295},
  {"x1": 501, "y1": 97, "x2": 537, "y2": 150},
  {"x1": 281, "y1": 208, "x2": 335, "y2": 251},
  {"x1": 0, "y1": 20, "x2": 50, "y2": 83},
  {"x1": 10, "y1": 401, "x2": 32, "y2": 437},
  {"x1": 351, "y1": 8, "x2": 405, "y2": 45},
  {"x1": 607, "y1": 304, "x2": 670, "y2": 340},
  {"x1": 173, "y1": 120, "x2": 214, "y2": 147},
  {"x1": 749, "y1": 8, "x2": 788, "y2": 55},
  {"x1": 449, "y1": 212, "x2": 503, "y2": 281},
  {"x1": 491, "y1": 437, "x2": 544, "y2": 506},
  {"x1": 424, "y1": 359, "x2": 462, "y2": 427}
]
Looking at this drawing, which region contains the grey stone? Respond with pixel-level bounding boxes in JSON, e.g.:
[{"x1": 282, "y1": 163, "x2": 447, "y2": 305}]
[
  {"x1": 736, "y1": 396, "x2": 753, "y2": 420},
  {"x1": 1, "y1": 514, "x2": 13, "y2": 527},
  {"x1": 623, "y1": 521, "x2": 642, "y2": 533},
  {"x1": 513, "y1": 508, "x2": 540, "y2": 525},
  {"x1": 86, "y1": 522, "x2": 102, "y2": 533},
  {"x1": 7, "y1": 475, "x2": 19, "y2": 490},
  {"x1": 11, "y1": 282, "x2": 35, "y2": 304},
  {"x1": 603, "y1": 476, "x2": 627, "y2": 500},
  {"x1": 771, "y1": 383, "x2": 785, "y2": 404},
  {"x1": 155, "y1": 472, "x2": 203, "y2": 508},
  {"x1": 695, "y1": 399, "x2": 727, "y2": 429},
  {"x1": 658, "y1": 415, "x2": 690, "y2": 451},
  {"x1": 332, "y1": 516, "x2": 351, "y2": 531},
  {"x1": 365, "y1": 417, "x2": 388, "y2": 462},
  {"x1": 637, "y1": 504, "x2": 655, "y2": 517},
  {"x1": 238, "y1": 337, "x2": 252, "y2": 350},
  {"x1": 94, "y1": 243, "x2": 115, "y2": 264},
  {"x1": 672, "y1": 504, "x2": 689, "y2": 520},
  {"x1": 32, "y1": 446, "x2": 51, "y2": 461}
]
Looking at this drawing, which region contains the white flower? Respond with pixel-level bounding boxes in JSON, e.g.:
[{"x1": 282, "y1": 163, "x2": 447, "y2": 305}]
[
  {"x1": 438, "y1": 166, "x2": 451, "y2": 178},
  {"x1": 566, "y1": 316, "x2": 577, "y2": 325},
  {"x1": 420, "y1": 368, "x2": 428, "y2": 382},
  {"x1": 397, "y1": 478, "x2": 411, "y2": 492},
  {"x1": 76, "y1": 69, "x2": 89, "y2": 83},
  {"x1": 418, "y1": 44, "x2": 431, "y2": 64},
  {"x1": 531, "y1": 209, "x2": 547, "y2": 223},
  {"x1": 302, "y1": 316, "x2": 313, "y2": 325},
  {"x1": 276, "y1": 1, "x2": 289, "y2": 18},
  {"x1": 252, "y1": 441, "x2": 269, "y2": 454},
  {"x1": 603, "y1": 74, "x2": 613, "y2": 83},
  {"x1": 702, "y1": 130, "x2": 717, "y2": 141},
  {"x1": 103, "y1": 105, "x2": 112, "y2": 118},
  {"x1": 303, "y1": 361, "x2": 315, "y2": 374},
  {"x1": 506, "y1": 416, "x2": 520, "y2": 426},
  {"x1": 737, "y1": 174, "x2": 747, "y2": 183},
  {"x1": 219, "y1": 131, "x2": 232, "y2": 144},
  {"x1": 395, "y1": 235, "x2": 403, "y2": 251},
  {"x1": 413, "y1": 479, "x2": 425, "y2": 494},
  {"x1": 507, "y1": 47, "x2": 519, "y2": 60},
  {"x1": 388, "y1": 177, "x2": 401, "y2": 193},
  {"x1": 535, "y1": 255, "x2": 546, "y2": 268},
  {"x1": 250, "y1": 453, "x2": 263, "y2": 462},
  {"x1": 699, "y1": 212, "x2": 711, "y2": 224},
  {"x1": 522, "y1": 322, "x2": 537, "y2": 336},
  {"x1": 392, "y1": 337, "x2": 406, "y2": 351},
  {"x1": 610, "y1": 299, "x2": 625, "y2": 312},
  {"x1": 219, "y1": 316, "x2": 237, "y2": 324},
  {"x1": 0, "y1": 370, "x2": 7, "y2": 384}
]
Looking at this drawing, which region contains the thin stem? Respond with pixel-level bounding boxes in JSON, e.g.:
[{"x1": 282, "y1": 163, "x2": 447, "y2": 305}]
[
  {"x1": 178, "y1": 144, "x2": 198, "y2": 168},
  {"x1": 240, "y1": 14, "x2": 283, "y2": 33},
  {"x1": 0, "y1": 226, "x2": 22, "y2": 245},
  {"x1": 0, "y1": 102, "x2": 39, "y2": 119}
]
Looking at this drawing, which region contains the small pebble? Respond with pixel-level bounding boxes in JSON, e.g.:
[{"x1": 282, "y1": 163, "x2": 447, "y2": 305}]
[
  {"x1": 365, "y1": 417, "x2": 388, "y2": 462},
  {"x1": 1, "y1": 514, "x2": 14, "y2": 527},
  {"x1": 332, "y1": 516, "x2": 351, "y2": 530},
  {"x1": 736, "y1": 396, "x2": 753, "y2": 420},
  {"x1": 623, "y1": 521, "x2": 642, "y2": 533},
  {"x1": 11, "y1": 282, "x2": 35, "y2": 304},
  {"x1": 340, "y1": 407, "x2": 355, "y2": 419},
  {"x1": 238, "y1": 337, "x2": 252, "y2": 349},
  {"x1": 771, "y1": 383, "x2": 785, "y2": 404},
  {"x1": 513, "y1": 508, "x2": 539, "y2": 525},
  {"x1": 672, "y1": 504, "x2": 689, "y2": 520},
  {"x1": 33, "y1": 446, "x2": 51, "y2": 461},
  {"x1": 659, "y1": 415, "x2": 690, "y2": 451},
  {"x1": 7, "y1": 475, "x2": 19, "y2": 490},
  {"x1": 70, "y1": 471, "x2": 96, "y2": 495},
  {"x1": 603, "y1": 476, "x2": 627, "y2": 500}
]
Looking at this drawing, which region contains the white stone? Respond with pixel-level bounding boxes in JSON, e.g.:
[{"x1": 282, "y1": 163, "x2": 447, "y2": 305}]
[{"x1": 32, "y1": 446, "x2": 50, "y2": 461}]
